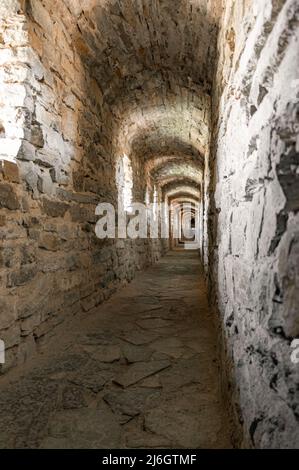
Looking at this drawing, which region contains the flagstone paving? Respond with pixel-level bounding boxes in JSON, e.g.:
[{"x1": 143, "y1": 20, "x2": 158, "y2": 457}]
[{"x1": 0, "y1": 251, "x2": 233, "y2": 448}]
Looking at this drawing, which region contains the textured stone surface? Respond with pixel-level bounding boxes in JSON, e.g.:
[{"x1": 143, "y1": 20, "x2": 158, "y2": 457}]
[
  {"x1": 103, "y1": 388, "x2": 160, "y2": 423},
  {"x1": 0, "y1": 252, "x2": 232, "y2": 449},
  {"x1": 83, "y1": 345, "x2": 121, "y2": 363},
  {"x1": 122, "y1": 343, "x2": 153, "y2": 363},
  {"x1": 40, "y1": 408, "x2": 122, "y2": 449},
  {"x1": 204, "y1": 0, "x2": 299, "y2": 449},
  {"x1": 0, "y1": 0, "x2": 297, "y2": 450},
  {"x1": 114, "y1": 360, "x2": 171, "y2": 388},
  {"x1": 144, "y1": 386, "x2": 224, "y2": 448}
]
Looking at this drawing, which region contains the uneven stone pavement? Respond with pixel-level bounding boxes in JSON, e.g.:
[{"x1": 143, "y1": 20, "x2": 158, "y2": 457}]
[{"x1": 0, "y1": 251, "x2": 232, "y2": 449}]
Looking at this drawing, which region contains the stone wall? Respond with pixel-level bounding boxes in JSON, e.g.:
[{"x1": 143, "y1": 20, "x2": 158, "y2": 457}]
[
  {"x1": 207, "y1": 0, "x2": 299, "y2": 448},
  {"x1": 0, "y1": 1, "x2": 166, "y2": 372},
  {"x1": 3, "y1": 0, "x2": 298, "y2": 449}
]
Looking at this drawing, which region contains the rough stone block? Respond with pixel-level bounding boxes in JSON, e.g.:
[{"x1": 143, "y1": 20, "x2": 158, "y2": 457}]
[
  {"x1": 69, "y1": 205, "x2": 90, "y2": 223},
  {"x1": 27, "y1": 0, "x2": 53, "y2": 33},
  {"x1": 0, "y1": 323, "x2": 20, "y2": 349},
  {"x1": 45, "y1": 127, "x2": 65, "y2": 156},
  {"x1": 1, "y1": 160, "x2": 20, "y2": 183},
  {"x1": 24, "y1": 168, "x2": 38, "y2": 192},
  {"x1": 0, "y1": 297, "x2": 17, "y2": 330},
  {"x1": 38, "y1": 232, "x2": 60, "y2": 251},
  {"x1": 0, "y1": 183, "x2": 20, "y2": 210},
  {"x1": 7, "y1": 264, "x2": 37, "y2": 287},
  {"x1": 20, "y1": 244, "x2": 36, "y2": 265},
  {"x1": 61, "y1": 106, "x2": 77, "y2": 142},
  {"x1": 29, "y1": 123, "x2": 44, "y2": 148},
  {"x1": 42, "y1": 198, "x2": 69, "y2": 218},
  {"x1": 49, "y1": 165, "x2": 69, "y2": 185},
  {"x1": 17, "y1": 140, "x2": 36, "y2": 161},
  {"x1": 35, "y1": 148, "x2": 58, "y2": 168},
  {"x1": 20, "y1": 309, "x2": 41, "y2": 334},
  {"x1": 17, "y1": 334, "x2": 37, "y2": 365},
  {"x1": 37, "y1": 171, "x2": 54, "y2": 195}
]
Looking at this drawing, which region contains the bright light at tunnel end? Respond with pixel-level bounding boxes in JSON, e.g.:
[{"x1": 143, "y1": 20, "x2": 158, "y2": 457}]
[{"x1": 95, "y1": 202, "x2": 200, "y2": 248}]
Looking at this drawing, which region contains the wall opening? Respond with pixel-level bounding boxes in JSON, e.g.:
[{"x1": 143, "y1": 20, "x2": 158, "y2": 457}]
[{"x1": 116, "y1": 154, "x2": 133, "y2": 213}]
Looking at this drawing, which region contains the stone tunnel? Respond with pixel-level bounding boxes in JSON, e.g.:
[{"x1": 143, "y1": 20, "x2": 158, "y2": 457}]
[{"x1": 0, "y1": 0, "x2": 298, "y2": 449}]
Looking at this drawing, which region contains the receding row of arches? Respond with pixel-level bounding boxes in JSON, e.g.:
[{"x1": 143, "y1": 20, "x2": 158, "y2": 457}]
[{"x1": 115, "y1": 151, "x2": 201, "y2": 245}]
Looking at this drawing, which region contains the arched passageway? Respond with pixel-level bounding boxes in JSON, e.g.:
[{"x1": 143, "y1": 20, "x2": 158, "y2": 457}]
[{"x1": 0, "y1": 0, "x2": 298, "y2": 449}]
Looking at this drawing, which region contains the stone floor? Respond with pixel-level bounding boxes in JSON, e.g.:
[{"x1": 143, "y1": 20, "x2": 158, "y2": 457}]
[{"x1": 0, "y1": 251, "x2": 232, "y2": 449}]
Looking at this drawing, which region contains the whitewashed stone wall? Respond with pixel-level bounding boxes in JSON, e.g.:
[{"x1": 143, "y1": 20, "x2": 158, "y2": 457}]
[{"x1": 207, "y1": 0, "x2": 299, "y2": 448}]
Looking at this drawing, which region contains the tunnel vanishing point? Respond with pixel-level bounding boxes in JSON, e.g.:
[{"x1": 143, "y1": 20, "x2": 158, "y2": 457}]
[{"x1": 0, "y1": 0, "x2": 298, "y2": 449}]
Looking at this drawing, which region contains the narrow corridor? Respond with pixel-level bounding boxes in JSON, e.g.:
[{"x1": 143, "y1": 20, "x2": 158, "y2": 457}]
[
  {"x1": 0, "y1": 251, "x2": 231, "y2": 449},
  {"x1": 1, "y1": 0, "x2": 298, "y2": 449}
]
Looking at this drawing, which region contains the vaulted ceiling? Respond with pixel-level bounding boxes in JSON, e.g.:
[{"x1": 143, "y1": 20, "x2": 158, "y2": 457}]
[{"x1": 65, "y1": 0, "x2": 221, "y2": 203}]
